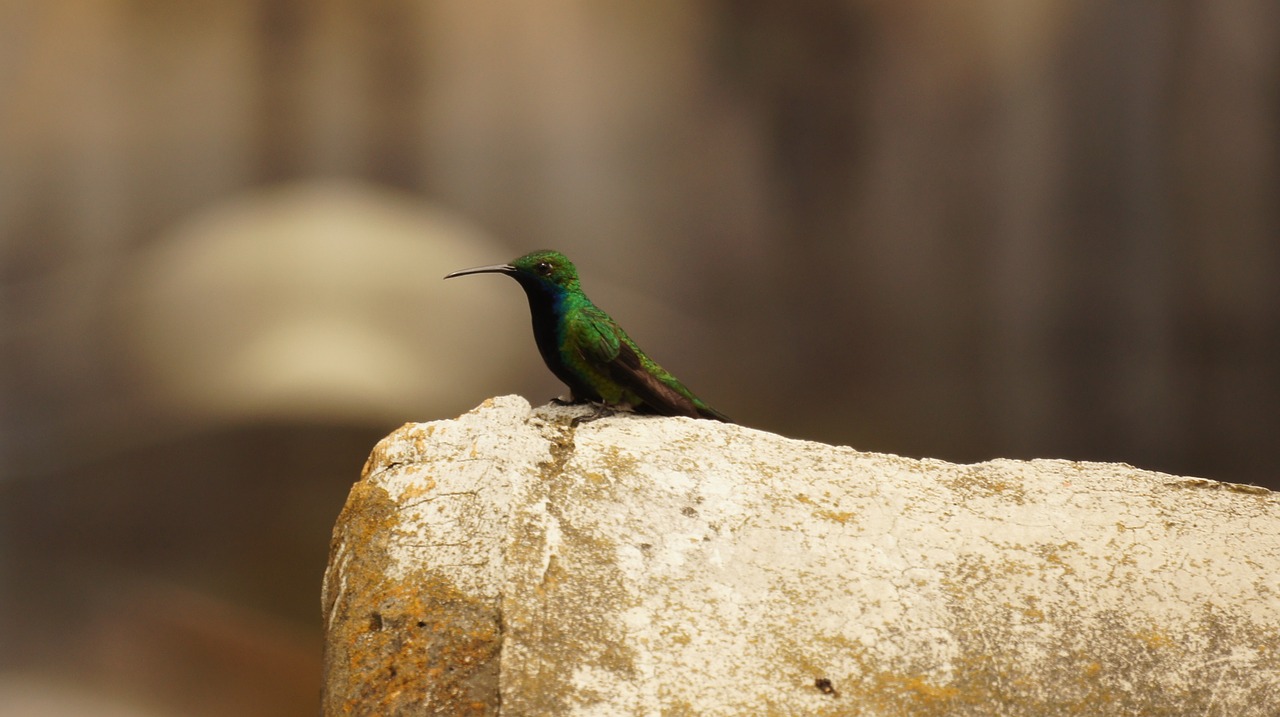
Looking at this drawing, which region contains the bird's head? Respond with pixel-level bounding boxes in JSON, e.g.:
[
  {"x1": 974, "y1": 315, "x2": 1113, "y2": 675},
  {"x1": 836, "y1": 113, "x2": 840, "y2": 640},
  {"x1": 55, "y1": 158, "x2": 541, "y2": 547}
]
[{"x1": 445, "y1": 249, "x2": 581, "y2": 295}]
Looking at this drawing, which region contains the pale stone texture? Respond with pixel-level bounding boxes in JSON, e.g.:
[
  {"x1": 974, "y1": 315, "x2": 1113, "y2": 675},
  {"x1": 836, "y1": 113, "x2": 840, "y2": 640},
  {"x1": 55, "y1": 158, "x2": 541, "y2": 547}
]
[{"x1": 322, "y1": 395, "x2": 1280, "y2": 716}]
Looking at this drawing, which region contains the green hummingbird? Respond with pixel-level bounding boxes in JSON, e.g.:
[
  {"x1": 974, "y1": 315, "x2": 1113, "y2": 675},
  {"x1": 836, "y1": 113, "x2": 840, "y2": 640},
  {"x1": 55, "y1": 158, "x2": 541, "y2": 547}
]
[{"x1": 445, "y1": 250, "x2": 730, "y2": 422}]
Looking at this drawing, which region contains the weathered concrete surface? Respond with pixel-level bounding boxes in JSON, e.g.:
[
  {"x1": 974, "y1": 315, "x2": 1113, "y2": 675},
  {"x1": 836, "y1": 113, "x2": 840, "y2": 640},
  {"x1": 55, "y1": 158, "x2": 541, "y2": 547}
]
[{"x1": 322, "y1": 395, "x2": 1280, "y2": 716}]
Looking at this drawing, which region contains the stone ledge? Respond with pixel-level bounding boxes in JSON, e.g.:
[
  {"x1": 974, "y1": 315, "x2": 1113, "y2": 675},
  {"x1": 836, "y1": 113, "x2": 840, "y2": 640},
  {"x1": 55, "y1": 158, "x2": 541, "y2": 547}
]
[{"x1": 322, "y1": 395, "x2": 1280, "y2": 716}]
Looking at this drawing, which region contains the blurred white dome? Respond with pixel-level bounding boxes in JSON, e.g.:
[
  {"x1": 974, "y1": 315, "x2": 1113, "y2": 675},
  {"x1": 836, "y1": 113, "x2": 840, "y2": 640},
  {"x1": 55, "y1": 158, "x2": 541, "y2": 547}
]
[{"x1": 114, "y1": 179, "x2": 528, "y2": 424}]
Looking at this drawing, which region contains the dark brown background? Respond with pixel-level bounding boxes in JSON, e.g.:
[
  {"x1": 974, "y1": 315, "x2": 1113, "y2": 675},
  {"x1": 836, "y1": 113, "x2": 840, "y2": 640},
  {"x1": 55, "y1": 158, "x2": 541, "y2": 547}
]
[{"x1": 2, "y1": 2, "x2": 1276, "y2": 714}]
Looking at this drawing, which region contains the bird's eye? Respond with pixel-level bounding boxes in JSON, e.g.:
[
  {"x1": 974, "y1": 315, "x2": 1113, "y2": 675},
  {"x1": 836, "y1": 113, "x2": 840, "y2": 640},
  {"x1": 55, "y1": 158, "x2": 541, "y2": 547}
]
[{"x1": 535, "y1": 262, "x2": 553, "y2": 276}]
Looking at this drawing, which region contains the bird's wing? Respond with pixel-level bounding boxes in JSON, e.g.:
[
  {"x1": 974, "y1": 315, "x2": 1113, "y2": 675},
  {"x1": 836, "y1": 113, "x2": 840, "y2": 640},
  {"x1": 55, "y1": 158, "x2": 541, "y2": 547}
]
[
  {"x1": 607, "y1": 340, "x2": 705, "y2": 418},
  {"x1": 569, "y1": 304, "x2": 622, "y2": 364},
  {"x1": 572, "y1": 304, "x2": 728, "y2": 421}
]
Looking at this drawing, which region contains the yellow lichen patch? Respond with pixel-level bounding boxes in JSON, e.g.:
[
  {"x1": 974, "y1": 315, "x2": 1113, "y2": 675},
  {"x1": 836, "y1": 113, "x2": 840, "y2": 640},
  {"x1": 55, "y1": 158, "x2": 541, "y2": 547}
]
[
  {"x1": 815, "y1": 509, "x2": 856, "y2": 524},
  {"x1": 322, "y1": 479, "x2": 502, "y2": 715},
  {"x1": 396, "y1": 478, "x2": 439, "y2": 506},
  {"x1": 1129, "y1": 627, "x2": 1174, "y2": 650},
  {"x1": 831, "y1": 669, "x2": 979, "y2": 716},
  {"x1": 601, "y1": 445, "x2": 639, "y2": 477},
  {"x1": 943, "y1": 467, "x2": 1029, "y2": 505},
  {"x1": 338, "y1": 571, "x2": 500, "y2": 715},
  {"x1": 888, "y1": 674, "x2": 963, "y2": 703},
  {"x1": 1033, "y1": 541, "x2": 1081, "y2": 572},
  {"x1": 793, "y1": 493, "x2": 856, "y2": 524},
  {"x1": 1020, "y1": 595, "x2": 1046, "y2": 622}
]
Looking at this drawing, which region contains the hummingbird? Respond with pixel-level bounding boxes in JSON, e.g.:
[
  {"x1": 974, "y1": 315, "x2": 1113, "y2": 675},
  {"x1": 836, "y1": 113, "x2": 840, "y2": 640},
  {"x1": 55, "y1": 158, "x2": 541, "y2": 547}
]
[{"x1": 445, "y1": 250, "x2": 730, "y2": 422}]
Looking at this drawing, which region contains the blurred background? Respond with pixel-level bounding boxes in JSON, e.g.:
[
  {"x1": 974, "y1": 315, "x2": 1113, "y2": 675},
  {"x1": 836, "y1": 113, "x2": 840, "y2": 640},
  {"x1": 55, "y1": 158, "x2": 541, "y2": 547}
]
[{"x1": 1, "y1": 1, "x2": 1277, "y2": 714}]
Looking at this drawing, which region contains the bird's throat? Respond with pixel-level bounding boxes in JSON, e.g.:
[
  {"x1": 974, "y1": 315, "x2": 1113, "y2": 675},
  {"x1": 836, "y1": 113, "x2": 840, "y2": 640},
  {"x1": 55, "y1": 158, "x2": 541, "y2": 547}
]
[{"x1": 516, "y1": 281, "x2": 596, "y2": 401}]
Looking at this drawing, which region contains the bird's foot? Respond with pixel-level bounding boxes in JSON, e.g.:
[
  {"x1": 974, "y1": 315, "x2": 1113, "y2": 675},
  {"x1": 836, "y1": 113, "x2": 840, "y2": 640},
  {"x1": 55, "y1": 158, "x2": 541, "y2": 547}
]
[{"x1": 569, "y1": 402, "x2": 630, "y2": 427}]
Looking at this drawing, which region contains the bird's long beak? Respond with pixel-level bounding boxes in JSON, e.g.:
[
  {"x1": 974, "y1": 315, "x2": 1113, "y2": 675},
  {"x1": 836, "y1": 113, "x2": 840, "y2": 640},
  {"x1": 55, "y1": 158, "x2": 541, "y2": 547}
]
[{"x1": 443, "y1": 263, "x2": 516, "y2": 280}]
